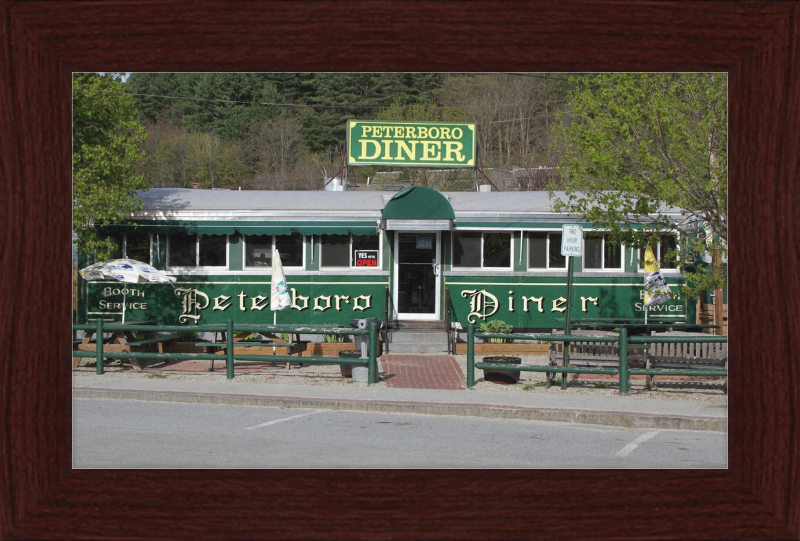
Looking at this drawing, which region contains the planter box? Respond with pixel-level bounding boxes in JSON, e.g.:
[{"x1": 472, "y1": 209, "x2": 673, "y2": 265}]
[
  {"x1": 453, "y1": 342, "x2": 550, "y2": 355},
  {"x1": 303, "y1": 342, "x2": 355, "y2": 356}
]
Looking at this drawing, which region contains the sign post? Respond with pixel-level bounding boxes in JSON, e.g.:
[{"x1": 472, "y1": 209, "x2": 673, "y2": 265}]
[{"x1": 560, "y1": 225, "x2": 583, "y2": 390}]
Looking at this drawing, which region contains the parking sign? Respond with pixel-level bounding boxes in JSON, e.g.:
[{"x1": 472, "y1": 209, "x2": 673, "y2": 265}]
[{"x1": 561, "y1": 225, "x2": 583, "y2": 257}]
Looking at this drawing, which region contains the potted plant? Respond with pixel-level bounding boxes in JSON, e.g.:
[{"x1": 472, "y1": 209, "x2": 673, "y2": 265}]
[
  {"x1": 481, "y1": 354, "x2": 522, "y2": 384},
  {"x1": 478, "y1": 319, "x2": 514, "y2": 343},
  {"x1": 338, "y1": 349, "x2": 361, "y2": 377}
]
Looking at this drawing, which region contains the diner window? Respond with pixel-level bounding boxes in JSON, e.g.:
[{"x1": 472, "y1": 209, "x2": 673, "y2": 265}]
[
  {"x1": 639, "y1": 234, "x2": 679, "y2": 270},
  {"x1": 452, "y1": 232, "x2": 511, "y2": 269},
  {"x1": 103, "y1": 234, "x2": 123, "y2": 260},
  {"x1": 125, "y1": 232, "x2": 151, "y2": 263},
  {"x1": 320, "y1": 234, "x2": 380, "y2": 268},
  {"x1": 583, "y1": 233, "x2": 623, "y2": 270},
  {"x1": 168, "y1": 233, "x2": 227, "y2": 268},
  {"x1": 244, "y1": 233, "x2": 304, "y2": 268},
  {"x1": 102, "y1": 233, "x2": 150, "y2": 263},
  {"x1": 528, "y1": 232, "x2": 566, "y2": 270}
]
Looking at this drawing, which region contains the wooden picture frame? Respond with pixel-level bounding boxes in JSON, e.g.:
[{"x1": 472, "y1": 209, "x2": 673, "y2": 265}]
[{"x1": 1, "y1": 1, "x2": 798, "y2": 538}]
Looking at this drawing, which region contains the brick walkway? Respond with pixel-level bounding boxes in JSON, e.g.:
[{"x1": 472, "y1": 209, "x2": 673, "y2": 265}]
[{"x1": 381, "y1": 355, "x2": 465, "y2": 390}]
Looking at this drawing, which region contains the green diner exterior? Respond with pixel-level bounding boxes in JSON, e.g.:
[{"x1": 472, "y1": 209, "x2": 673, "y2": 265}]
[{"x1": 76, "y1": 186, "x2": 695, "y2": 333}]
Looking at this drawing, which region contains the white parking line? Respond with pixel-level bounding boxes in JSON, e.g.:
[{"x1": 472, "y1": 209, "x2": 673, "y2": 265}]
[
  {"x1": 245, "y1": 409, "x2": 325, "y2": 430},
  {"x1": 616, "y1": 430, "x2": 660, "y2": 457}
]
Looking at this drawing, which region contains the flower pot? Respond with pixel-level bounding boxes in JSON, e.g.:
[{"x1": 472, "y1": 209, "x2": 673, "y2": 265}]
[
  {"x1": 482, "y1": 355, "x2": 522, "y2": 385},
  {"x1": 338, "y1": 350, "x2": 362, "y2": 377}
]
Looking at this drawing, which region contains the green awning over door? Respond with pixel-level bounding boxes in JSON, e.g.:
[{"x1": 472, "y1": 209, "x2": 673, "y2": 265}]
[{"x1": 381, "y1": 186, "x2": 454, "y2": 230}]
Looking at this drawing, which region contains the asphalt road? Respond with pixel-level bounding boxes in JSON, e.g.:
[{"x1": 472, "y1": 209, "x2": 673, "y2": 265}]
[{"x1": 73, "y1": 398, "x2": 727, "y2": 469}]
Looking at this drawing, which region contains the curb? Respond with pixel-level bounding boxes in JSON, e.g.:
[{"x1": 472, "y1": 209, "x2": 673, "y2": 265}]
[{"x1": 73, "y1": 387, "x2": 727, "y2": 432}]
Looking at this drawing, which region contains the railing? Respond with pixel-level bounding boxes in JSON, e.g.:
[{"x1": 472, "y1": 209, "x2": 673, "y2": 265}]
[
  {"x1": 384, "y1": 287, "x2": 396, "y2": 352},
  {"x1": 73, "y1": 319, "x2": 381, "y2": 383},
  {"x1": 465, "y1": 325, "x2": 727, "y2": 394},
  {"x1": 444, "y1": 288, "x2": 453, "y2": 354}
]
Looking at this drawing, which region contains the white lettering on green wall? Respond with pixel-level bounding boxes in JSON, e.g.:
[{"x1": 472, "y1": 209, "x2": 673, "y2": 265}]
[
  {"x1": 175, "y1": 288, "x2": 210, "y2": 323},
  {"x1": 581, "y1": 297, "x2": 599, "y2": 312},
  {"x1": 314, "y1": 295, "x2": 332, "y2": 312},
  {"x1": 461, "y1": 289, "x2": 499, "y2": 324},
  {"x1": 353, "y1": 295, "x2": 372, "y2": 311},
  {"x1": 169, "y1": 287, "x2": 374, "y2": 322}
]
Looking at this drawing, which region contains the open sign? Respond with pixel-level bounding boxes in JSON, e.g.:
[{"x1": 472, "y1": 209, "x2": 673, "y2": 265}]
[{"x1": 355, "y1": 250, "x2": 379, "y2": 267}]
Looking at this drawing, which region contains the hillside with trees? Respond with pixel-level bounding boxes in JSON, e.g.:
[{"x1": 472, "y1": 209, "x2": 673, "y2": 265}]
[{"x1": 124, "y1": 72, "x2": 569, "y2": 190}]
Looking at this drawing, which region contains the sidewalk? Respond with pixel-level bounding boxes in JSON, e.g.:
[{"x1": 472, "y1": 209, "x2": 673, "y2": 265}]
[{"x1": 73, "y1": 363, "x2": 727, "y2": 432}]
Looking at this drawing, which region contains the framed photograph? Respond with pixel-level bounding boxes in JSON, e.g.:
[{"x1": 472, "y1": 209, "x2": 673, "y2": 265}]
[{"x1": 2, "y1": 1, "x2": 798, "y2": 539}]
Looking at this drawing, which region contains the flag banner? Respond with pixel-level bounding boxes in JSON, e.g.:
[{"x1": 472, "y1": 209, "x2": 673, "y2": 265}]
[
  {"x1": 270, "y1": 248, "x2": 292, "y2": 311},
  {"x1": 643, "y1": 246, "x2": 671, "y2": 307}
]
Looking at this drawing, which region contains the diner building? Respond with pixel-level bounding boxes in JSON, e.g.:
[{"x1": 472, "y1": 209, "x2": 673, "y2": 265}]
[{"x1": 76, "y1": 185, "x2": 694, "y2": 338}]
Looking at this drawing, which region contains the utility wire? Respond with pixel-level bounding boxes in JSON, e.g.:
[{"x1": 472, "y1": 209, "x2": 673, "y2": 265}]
[{"x1": 75, "y1": 87, "x2": 571, "y2": 112}]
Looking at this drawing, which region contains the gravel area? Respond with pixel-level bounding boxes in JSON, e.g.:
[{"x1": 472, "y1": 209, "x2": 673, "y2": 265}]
[{"x1": 73, "y1": 353, "x2": 728, "y2": 408}]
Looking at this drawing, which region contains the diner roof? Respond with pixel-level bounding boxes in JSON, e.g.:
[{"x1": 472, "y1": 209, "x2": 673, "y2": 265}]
[{"x1": 132, "y1": 188, "x2": 683, "y2": 228}]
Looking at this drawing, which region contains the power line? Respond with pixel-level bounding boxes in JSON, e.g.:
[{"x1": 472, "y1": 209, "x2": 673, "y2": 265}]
[
  {"x1": 503, "y1": 73, "x2": 572, "y2": 81},
  {"x1": 74, "y1": 87, "x2": 571, "y2": 113}
]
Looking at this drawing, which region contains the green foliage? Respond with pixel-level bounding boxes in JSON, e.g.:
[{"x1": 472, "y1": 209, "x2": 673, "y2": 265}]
[
  {"x1": 324, "y1": 333, "x2": 345, "y2": 343},
  {"x1": 525, "y1": 378, "x2": 561, "y2": 389},
  {"x1": 124, "y1": 72, "x2": 575, "y2": 191},
  {"x1": 551, "y1": 73, "x2": 728, "y2": 297},
  {"x1": 176, "y1": 330, "x2": 200, "y2": 342},
  {"x1": 479, "y1": 319, "x2": 513, "y2": 343},
  {"x1": 73, "y1": 73, "x2": 150, "y2": 259}
]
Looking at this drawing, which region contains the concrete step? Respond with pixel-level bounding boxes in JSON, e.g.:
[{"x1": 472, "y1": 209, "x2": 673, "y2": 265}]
[
  {"x1": 390, "y1": 331, "x2": 448, "y2": 344},
  {"x1": 386, "y1": 328, "x2": 450, "y2": 354},
  {"x1": 386, "y1": 341, "x2": 449, "y2": 354}
]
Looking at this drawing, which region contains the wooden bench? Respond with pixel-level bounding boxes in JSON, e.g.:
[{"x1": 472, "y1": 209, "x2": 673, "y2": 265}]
[
  {"x1": 547, "y1": 330, "x2": 648, "y2": 387},
  {"x1": 548, "y1": 330, "x2": 622, "y2": 386},
  {"x1": 646, "y1": 331, "x2": 728, "y2": 391},
  {"x1": 126, "y1": 333, "x2": 179, "y2": 349}
]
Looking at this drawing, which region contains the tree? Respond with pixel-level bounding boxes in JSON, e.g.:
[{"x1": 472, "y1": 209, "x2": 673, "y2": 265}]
[
  {"x1": 551, "y1": 73, "x2": 727, "y2": 299},
  {"x1": 73, "y1": 73, "x2": 150, "y2": 259},
  {"x1": 248, "y1": 114, "x2": 306, "y2": 189}
]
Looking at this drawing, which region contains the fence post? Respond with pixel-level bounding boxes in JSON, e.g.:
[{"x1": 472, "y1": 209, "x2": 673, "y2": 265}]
[
  {"x1": 226, "y1": 319, "x2": 234, "y2": 380},
  {"x1": 467, "y1": 324, "x2": 475, "y2": 388},
  {"x1": 618, "y1": 326, "x2": 629, "y2": 394},
  {"x1": 95, "y1": 318, "x2": 104, "y2": 375},
  {"x1": 368, "y1": 321, "x2": 378, "y2": 384}
]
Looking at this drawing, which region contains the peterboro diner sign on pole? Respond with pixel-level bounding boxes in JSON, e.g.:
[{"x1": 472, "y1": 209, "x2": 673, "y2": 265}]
[{"x1": 347, "y1": 120, "x2": 476, "y2": 167}]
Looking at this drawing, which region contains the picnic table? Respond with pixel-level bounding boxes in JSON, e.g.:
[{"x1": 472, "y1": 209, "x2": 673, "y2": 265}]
[
  {"x1": 555, "y1": 317, "x2": 720, "y2": 332},
  {"x1": 73, "y1": 320, "x2": 178, "y2": 371},
  {"x1": 201, "y1": 331, "x2": 305, "y2": 371},
  {"x1": 549, "y1": 318, "x2": 726, "y2": 390}
]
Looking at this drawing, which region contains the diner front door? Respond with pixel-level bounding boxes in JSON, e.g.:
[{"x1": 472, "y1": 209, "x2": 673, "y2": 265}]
[{"x1": 394, "y1": 232, "x2": 440, "y2": 320}]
